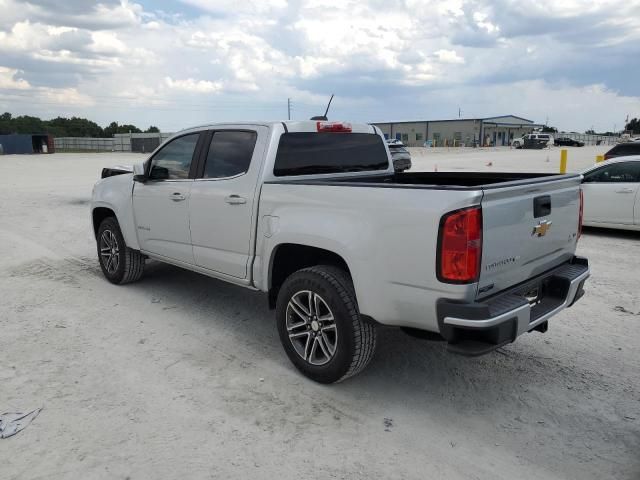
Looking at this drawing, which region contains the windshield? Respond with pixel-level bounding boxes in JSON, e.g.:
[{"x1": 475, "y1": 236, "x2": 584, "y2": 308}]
[{"x1": 274, "y1": 132, "x2": 389, "y2": 176}]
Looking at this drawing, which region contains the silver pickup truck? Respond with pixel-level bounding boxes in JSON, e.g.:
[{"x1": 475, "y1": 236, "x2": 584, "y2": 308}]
[{"x1": 91, "y1": 121, "x2": 589, "y2": 383}]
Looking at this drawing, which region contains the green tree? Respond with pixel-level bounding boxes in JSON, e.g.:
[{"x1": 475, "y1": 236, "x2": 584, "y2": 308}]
[
  {"x1": 103, "y1": 121, "x2": 120, "y2": 138},
  {"x1": 0, "y1": 112, "x2": 154, "y2": 137},
  {"x1": 117, "y1": 124, "x2": 142, "y2": 134},
  {"x1": 625, "y1": 118, "x2": 640, "y2": 134},
  {"x1": 145, "y1": 125, "x2": 160, "y2": 133},
  {"x1": 541, "y1": 125, "x2": 558, "y2": 133}
]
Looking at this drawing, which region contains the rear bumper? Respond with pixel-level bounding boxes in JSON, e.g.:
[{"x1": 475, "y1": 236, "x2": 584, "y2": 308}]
[{"x1": 436, "y1": 256, "x2": 589, "y2": 356}]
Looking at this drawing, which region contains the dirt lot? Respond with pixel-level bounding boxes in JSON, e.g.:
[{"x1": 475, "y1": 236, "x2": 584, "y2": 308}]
[{"x1": 1, "y1": 149, "x2": 638, "y2": 480}]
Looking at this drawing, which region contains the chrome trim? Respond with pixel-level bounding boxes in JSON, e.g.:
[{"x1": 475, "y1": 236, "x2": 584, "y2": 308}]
[
  {"x1": 444, "y1": 269, "x2": 590, "y2": 337},
  {"x1": 194, "y1": 171, "x2": 247, "y2": 182},
  {"x1": 444, "y1": 304, "x2": 529, "y2": 329}
]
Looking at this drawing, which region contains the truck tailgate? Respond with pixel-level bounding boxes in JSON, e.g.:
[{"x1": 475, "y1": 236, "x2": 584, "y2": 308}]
[{"x1": 477, "y1": 175, "x2": 582, "y2": 300}]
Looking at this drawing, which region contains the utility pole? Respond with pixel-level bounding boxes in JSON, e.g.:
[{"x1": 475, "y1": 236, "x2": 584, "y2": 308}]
[
  {"x1": 287, "y1": 98, "x2": 291, "y2": 120},
  {"x1": 458, "y1": 107, "x2": 461, "y2": 118}
]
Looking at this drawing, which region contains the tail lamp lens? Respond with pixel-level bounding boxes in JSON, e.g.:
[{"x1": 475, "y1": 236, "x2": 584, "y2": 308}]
[{"x1": 438, "y1": 207, "x2": 482, "y2": 283}]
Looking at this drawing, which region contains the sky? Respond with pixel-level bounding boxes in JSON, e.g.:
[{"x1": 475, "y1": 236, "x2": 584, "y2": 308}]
[{"x1": 0, "y1": 0, "x2": 639, "y2": 132}]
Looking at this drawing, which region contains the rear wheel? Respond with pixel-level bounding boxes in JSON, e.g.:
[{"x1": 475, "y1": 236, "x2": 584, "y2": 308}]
[
  {"x1": 97, "y1": 217, "x2": 145, "y2": 284},
  {"x1": 513, "y1": 141, "x2": 521, "y2": 149},
  {"x1": 276, "y1": 266, "x2": 377, "y2": 383}
]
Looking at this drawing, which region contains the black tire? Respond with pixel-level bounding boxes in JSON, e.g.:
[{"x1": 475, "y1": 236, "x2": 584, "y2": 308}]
[
  {"x1": 97, "y1": 217, "x2": 145, "y2": 284},
  {"x1": 276, "y1": 265, "x2": 377, "y2": 383}
]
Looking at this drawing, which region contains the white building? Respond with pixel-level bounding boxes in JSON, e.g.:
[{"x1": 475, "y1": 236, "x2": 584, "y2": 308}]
[{"x1": 373, "y1": 115, "x2": 544, "y2": 147}]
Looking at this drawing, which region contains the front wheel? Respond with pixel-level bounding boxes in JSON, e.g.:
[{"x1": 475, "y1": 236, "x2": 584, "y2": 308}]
[
  {"x1": 276, "y1": 266, "x2": 377, "y2": 383},
  {"x1": 97, "y1": 217, "x2": 145, "y2": 284}
]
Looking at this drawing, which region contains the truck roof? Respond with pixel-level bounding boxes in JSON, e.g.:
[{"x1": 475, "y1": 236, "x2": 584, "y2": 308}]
[{"x1": 175, "y1": 121, "x2": 377, "y2": 135}]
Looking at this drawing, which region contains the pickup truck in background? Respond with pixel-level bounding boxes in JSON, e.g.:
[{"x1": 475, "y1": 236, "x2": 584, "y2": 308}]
[{"x1": 91, "y1": 120, "x2": 589, "y2": 383}]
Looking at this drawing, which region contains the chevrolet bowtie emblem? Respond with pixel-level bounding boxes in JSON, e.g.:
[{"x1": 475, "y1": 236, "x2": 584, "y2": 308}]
[{"x1": 532, "y1": 220, "x2": 552, "y2": 237}]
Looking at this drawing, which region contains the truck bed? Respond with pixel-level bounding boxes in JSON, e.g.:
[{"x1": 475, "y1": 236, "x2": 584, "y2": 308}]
[{"x1": 268, "y1": 172, "x2": 580, "y2": 189}]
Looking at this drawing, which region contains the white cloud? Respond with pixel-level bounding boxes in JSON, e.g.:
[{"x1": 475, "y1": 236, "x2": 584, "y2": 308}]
[
  {"x1": 165, "y1": 77, "x2": 223, "y2": 93},
  {"x1": 434, "y1": 49, "x2": 465, "y2": 64},
  {"x1": 180, "y1": 0, "x2": 287, "y2": 15},
  {"x1": 0, "y1": 67, "x2": 30, "y2": 90}
]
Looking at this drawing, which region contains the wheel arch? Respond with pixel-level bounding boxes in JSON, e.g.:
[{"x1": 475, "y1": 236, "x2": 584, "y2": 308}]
[
  {"x1": 92, "y1": 206, "x2": 117, "y2": 239},
  {"x1": 267, "y1": 243, "x2": 352, "y2": 309}
]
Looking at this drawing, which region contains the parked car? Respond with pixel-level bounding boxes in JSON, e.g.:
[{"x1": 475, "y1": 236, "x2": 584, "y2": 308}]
[
  {"x1": 91, "y1": 120, "x2": 589, "y2": 383},
  {"x1": 512, "y1": 133, "x2": 553, "y2": 149},
  {"x1": 386, "y1": 139, "x2": 412, "y2": 172},
  {"x1": 603, "y1": 141, "x2": 640, "y2": 160},
  {"x1": 554, "y1": 137, "x2": 585, "y2": 147},
  {"x1": 581, "y1": 156, "x2": 640, "y2": 231}
]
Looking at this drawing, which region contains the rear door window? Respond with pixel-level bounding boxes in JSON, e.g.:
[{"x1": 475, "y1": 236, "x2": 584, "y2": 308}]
[
  {"x1": 202, "y1": 131, "x2": 257, "y2": 179},
  {"x1": 274, "y1": 133, "x2": 389, "y2": 176}
]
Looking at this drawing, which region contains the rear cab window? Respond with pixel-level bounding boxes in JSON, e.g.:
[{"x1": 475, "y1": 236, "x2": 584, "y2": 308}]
[{"x1": 274, "y1": 133, "x2": 389, "y2": 176}]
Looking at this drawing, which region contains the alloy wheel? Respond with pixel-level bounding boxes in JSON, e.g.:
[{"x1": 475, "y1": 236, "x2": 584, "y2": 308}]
[
  {"x1": 99, "y1": 229, "x2": 120, "y2": 274},
  {"x1": 286, "y1": 290, "x2": 338, "y2": 366}
]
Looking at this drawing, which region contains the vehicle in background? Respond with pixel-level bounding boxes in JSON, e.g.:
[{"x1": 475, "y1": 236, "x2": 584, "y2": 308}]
[
  {"x1": 554, "y1": 137, "x2": 585, "y2": 147},
  {"x1": 91, "y1": 120, "x2": 589, "y2": 383},
  {"x1": 512, "y1": 133, "x2": 553, "y2": 149},
  {"x1": 581, "y1": 156, "x2": 640, "y2": 231},
  {"x1": 386, "y1": 139, "x2": 412, "y2": 172},
  {"x1": 603, "y1": 142, "x2": 640, "y2": 160}
]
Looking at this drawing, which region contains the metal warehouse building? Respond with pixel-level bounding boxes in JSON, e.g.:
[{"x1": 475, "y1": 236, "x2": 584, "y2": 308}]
[{"x1": 373, "y1": 115, "x2": 544, "y2": 147}]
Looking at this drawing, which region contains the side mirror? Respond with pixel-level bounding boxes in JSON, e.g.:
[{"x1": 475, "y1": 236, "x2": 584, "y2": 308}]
[{"x1": 133, "y1": 162, "x2": 147, "y2": 183}]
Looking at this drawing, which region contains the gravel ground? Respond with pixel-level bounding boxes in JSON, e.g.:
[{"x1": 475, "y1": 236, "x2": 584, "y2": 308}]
[{"x1": 0, "y1": 150, "x2": 638, "y2": 480}]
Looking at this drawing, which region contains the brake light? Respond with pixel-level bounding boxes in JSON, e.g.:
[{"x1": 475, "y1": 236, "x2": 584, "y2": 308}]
[
  {"x1": 317, "y1": 121, "x2": 352, "y2": 133},
  {"x1": 578, "y1": 189, "x2": 584, "y2": 239},
  {"x1": 438, "y1": 207, "x2": 482, "y2": 283}
]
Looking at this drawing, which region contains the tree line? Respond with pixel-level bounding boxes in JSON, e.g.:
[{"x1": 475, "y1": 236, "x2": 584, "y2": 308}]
[{"x1": 0, "y1": 112, "x2": 160, "y2": 137}]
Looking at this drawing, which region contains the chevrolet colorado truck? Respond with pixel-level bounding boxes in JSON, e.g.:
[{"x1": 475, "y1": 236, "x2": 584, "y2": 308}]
[{"x1": 91, "y1": 121, "x2": 589, "y2": 383}]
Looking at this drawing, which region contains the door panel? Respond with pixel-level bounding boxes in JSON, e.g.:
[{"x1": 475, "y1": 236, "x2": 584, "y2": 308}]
[
  {"x1": 189, "y1": 127, "x2": 267, "y2": 278},
  {"x1": 582, "y1": 183, "x2": 637, "y2": 225},
  {"x1": 582, "y1": 161, "x2": 640, "y2": 225},
  {"x1": 132, "y1": 132, "x2": 201, "y2": 264},
  {"x1": 133, "y1": 181, "x2": 194, "y2": 262}
]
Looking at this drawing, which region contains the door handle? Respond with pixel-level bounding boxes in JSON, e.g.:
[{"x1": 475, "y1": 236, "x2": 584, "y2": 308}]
[
  {"x1": 225, "y1": 195, "x2": 247, "y2": 205},
  {"x1": 615, "y1": 188, "x2": 634, "y2": 194},
  {"x1": 170, "y1": 192, "x2": 186, "y2": 201}
]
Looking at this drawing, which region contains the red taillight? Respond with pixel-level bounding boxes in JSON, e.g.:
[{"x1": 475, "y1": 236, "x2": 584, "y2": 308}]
[
  {"x1": 317, "y1": 121, "x2": 352, "y2": 133},
  {"x1": 578, "y1": 189, "x2": 584, "y2": 239},
  {"x1": 603, "y1": 153, "x2": 611, "y2": 160},
  {"x1": 438, "y1": 206, "x2": 482, "y2": 283}
]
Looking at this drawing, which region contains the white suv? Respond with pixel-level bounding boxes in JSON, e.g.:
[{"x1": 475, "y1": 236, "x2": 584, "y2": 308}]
[{"x1": 512, "y1": 133, "x2": 554, "y2": 149}]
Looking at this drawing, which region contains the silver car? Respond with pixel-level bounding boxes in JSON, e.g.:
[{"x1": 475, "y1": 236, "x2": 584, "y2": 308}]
[{"x1": 386, "y1": 139, "x2": 412, "y2": 172}]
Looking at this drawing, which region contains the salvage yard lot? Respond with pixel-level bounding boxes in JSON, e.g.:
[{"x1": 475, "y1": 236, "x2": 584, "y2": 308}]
[{"x1": 1, "y1": 148, "x2": 638, "y2": 479}]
